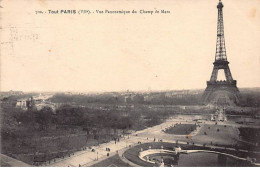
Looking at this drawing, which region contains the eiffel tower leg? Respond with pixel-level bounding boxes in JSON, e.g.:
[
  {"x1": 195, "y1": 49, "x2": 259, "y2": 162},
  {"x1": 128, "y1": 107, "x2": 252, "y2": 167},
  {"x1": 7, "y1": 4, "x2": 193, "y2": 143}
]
[
  {"x1": 202, "y1": 86, "x2": 213, "y2": 103},
  {"x1": 224, "y1": 66, "x2": 233, "y2": 82},
  {"x1": 210, "y1": 66, "x2": 218, "y2": 82}
]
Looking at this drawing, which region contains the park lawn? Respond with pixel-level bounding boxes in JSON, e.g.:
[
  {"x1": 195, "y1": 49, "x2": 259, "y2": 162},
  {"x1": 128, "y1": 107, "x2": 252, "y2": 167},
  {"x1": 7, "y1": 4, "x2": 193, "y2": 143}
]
[
  {"x1": 193, "y1": 124, "x2": 240, "y2": 146},
  {"x1": 238, "y1": 127, "x2": 260, "y2": 144},
  {"x1": 2, "y1": 128, "x2": 116, "y2": 165},
  {"x1": 164, "y1": 124, "x2": 197, "y2": 135},
  {"x1": 91, "y1": 154, "x2": 131, "y2": 167}
]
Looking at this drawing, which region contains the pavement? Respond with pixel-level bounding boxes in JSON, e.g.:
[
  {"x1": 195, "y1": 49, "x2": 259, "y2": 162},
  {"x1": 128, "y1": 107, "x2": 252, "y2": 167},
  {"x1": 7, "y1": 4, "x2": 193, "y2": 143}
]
[{"x1": 46, "y1": 135, "x2": 147, "y2": 167}]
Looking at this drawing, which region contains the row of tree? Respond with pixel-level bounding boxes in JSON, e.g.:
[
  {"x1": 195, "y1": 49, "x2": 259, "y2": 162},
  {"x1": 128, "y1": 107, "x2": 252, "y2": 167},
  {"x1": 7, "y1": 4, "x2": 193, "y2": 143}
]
[{"x1": 49, "y1": 93, "x2": 203, "y2": 106}]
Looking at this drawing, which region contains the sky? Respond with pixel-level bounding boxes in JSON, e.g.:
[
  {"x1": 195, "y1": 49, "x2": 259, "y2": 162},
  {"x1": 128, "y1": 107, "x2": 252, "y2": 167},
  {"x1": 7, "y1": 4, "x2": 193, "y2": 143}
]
[{"x1": 1, "y1": 0, "x2": 260, "y2": 92}]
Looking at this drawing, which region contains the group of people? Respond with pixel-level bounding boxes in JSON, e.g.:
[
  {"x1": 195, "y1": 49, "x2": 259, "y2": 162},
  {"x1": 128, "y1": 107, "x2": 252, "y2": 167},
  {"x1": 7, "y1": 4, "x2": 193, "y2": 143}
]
[{"x1": 153, "y1": 137, "x2": 163, "y2": 142}]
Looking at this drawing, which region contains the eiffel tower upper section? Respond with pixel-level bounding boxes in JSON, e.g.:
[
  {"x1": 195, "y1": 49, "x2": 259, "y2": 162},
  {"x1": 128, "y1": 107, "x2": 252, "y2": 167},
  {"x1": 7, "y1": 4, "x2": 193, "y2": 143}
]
[
  {"x1": 209, "y1": 0, "x2": 235, "y2": 83},
  {"x1": 215, "y1": 0, "x2": 227, "y2": 63}
]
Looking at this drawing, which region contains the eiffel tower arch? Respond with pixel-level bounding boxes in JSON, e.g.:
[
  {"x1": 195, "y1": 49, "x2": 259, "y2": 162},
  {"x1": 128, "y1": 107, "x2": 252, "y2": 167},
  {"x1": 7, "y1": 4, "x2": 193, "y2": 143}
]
[{"x1": 202, "y1": 0, "x2": 240, "y2": 105}]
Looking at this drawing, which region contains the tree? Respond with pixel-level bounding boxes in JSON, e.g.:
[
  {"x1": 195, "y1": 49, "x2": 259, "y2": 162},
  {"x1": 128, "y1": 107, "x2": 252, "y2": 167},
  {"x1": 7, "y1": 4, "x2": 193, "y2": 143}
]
[
  {"x1": 0, "y1": 104, "x2": 21, "y2": 139},
  {"x1": 36, "y1": 107, "x2": 54, "y2": 130}
]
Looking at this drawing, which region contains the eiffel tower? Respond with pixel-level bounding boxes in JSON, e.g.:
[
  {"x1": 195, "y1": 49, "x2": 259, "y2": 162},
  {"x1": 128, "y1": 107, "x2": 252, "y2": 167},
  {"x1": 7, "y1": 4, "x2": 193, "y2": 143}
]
[{"x1": 202, "y1": 0, "x2": 240, "y2": 105}]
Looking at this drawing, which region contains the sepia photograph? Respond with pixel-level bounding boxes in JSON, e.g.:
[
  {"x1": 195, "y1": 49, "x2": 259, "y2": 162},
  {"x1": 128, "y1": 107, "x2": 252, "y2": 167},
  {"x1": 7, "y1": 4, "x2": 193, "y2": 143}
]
[{"x1": 0, "y1": 0, "x2": 259, "y2": 167}]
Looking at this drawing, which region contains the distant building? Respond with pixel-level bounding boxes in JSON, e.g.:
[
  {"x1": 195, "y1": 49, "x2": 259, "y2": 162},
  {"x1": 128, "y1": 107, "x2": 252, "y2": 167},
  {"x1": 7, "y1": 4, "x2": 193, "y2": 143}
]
[
  {"x1": 16, "y1": 97, "x2": 35, "y2": 110},
  {"x1": 34, "y1": 102, "x2": 57, "y2": 111},
  {"x1": 132, "y1": 95, "x2": 144, "y2": 103},
  {"x1": 16, "y1": 99, "x2": 27, "y2": 110},
  {"x1": 144, "y1": 95, "x2": 154, "y2": 102},
  {"x1": 165, "y1": 90, "x2": 190, "y2": 98},
  {"x1": 124, "y1": 94, "x2": 144, "y2": 103},
  {"x1": 1, "y1": 90, "x2": 24, "y2": 98},
  {"x1": 124, "y1": 95, "x2": 132, "y2": 103}
]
